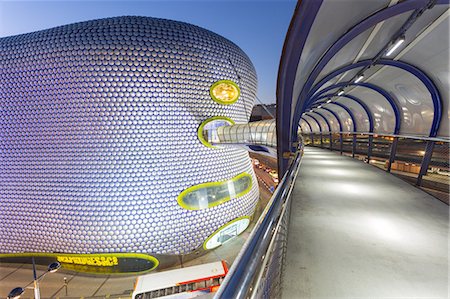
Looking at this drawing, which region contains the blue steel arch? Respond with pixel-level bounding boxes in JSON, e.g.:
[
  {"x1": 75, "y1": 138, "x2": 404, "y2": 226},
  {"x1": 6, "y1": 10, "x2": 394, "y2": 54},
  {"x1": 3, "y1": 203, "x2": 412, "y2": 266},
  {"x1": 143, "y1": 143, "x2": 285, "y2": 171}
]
[
  {"x1": 300, "y1": 116, "x2": 314, "y2": 133},
  {"x1": 301, "y1": 59, "x2": 441, "y2": 136},
  {"x1": 310, "y1": 111, "x2": 331, "y2": 132},
  {"x1": 321, "y1": 107, "x2": 343, "y2": 132},
  {"x1": 312, "y1": 94, "x2": 374, "y2": 133},
  {"x1": 326, "y1": 102, "x2": 357, "y2": 132},
  {"x1": 276, "y1": 0, "x2": 323, "y2": 174},
  {"x1": 312, "y1": 82, "x2": 402, "y2": 135},
  {"x1": 307, "y1": 81, "x2": 400, "y2": 134},
  {"x1": 294, "y1": 0, "x2": 444, "y2": 137},
  {"x1": 278, "y1": 0, "x2": 447, "y2": 174},
  {"x1": 305, "y1": 113, "x2": 324, "y2": 133}
]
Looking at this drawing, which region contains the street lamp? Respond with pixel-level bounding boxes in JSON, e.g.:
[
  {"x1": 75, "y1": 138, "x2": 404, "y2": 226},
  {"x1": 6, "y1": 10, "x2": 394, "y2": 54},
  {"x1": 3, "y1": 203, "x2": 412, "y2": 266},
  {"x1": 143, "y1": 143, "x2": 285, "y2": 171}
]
[{"x1": 7, "y1": 259, "x2": 61, "y2": 299}]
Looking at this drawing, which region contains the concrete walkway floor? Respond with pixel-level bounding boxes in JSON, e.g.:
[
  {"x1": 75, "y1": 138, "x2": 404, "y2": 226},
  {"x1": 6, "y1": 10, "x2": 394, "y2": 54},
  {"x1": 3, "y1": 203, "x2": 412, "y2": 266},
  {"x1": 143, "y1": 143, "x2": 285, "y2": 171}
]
[{"x1": 282, "y1": 147, "x2": 448, "y2": 299}]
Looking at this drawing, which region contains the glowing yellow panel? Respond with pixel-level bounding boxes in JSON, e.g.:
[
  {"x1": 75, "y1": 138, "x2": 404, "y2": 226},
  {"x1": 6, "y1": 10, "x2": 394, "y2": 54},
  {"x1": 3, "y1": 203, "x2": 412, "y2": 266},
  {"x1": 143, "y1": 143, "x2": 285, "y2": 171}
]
[{"x1": 210, "y1": 80, "x2": 240, "y2": 104}]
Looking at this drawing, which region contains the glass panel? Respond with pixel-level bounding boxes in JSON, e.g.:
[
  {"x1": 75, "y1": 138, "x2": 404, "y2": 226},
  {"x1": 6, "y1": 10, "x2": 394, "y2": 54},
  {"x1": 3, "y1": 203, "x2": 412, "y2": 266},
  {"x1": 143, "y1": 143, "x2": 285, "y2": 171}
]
[
  {"x1": 178, "y1": 173, "x2": 252, "y2": 210},
  {"x1": 198, "y1": 116, "x2": 234, "y2": 148}
]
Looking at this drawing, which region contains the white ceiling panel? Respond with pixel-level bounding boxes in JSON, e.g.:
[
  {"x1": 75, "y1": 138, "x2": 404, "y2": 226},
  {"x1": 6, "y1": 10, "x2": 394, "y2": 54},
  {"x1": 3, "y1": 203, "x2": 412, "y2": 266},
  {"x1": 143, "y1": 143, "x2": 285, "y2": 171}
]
[
  {"x1": 332, "y1": 98, "x2": 370, "y2": 132},
  {"x1": 302, "y1": 114, "x2": 321, "y2": 133},
  {"x1": 299, "y1": 119, "x2": 311, "y2": 133},
  {"x1": 315, "y1": 109, "x2": 341, "y2": 132},
  {"x1": 347, "y1": 86, "x2": 396, "y2": 134},
  {"x1": 291, "y1": 0, "x2": 391, "y2": 116},
  {"x1": 367, "y1": 66, "x2": 434, "y2": 136},
  {"x1": 325, "y1": 104, "x2": 354, "y2": 132}
]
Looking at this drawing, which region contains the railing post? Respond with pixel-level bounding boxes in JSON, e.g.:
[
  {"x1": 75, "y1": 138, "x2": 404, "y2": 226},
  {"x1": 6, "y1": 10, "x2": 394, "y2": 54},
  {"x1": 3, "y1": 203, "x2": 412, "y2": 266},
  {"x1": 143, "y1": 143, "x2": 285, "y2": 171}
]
[
  {"x1": 387, "y1": 137, "x2": 398, "y2": 172},
  {"x1": 352, "y1": 133, "x2": 356, "y2": 158},
  {"x1": 339, "y1": 133, "x2": 343, "y2": 155},
  {"x1": 320, "y1": 133, "x2": 323, "y2": 148},
  {"x1": 329, "y1": 133, "x2": 333, "y2": 151},
  {"x1": 367, "y1": 135, "x2": 373, "y2": 162},
  {"x1": 416, "y1": 140, "x2": 435, "y2": 186}
]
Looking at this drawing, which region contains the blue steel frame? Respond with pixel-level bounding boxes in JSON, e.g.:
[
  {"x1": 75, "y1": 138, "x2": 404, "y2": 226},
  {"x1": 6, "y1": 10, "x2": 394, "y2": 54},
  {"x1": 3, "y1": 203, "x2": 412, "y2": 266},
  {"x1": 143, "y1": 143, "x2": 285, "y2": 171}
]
[
  {"x1": 326, "y1": 102, "x2": 357, "y2": 132},
  {"x1": 327, "y1": 102, "x2": 357, "y2": 157},
  {"x1": 307, "y1": 82, "x2": 400, "y2": 134},
  {"x1": 300, "y1": 117, "x2": 313, "y2": 133},
  {"x1": 312, "y1": 110, "x2": 333, "y2": 149},
  {"x1": 315, "y1": 94, "x2": 375, "y2": 158},
  {"x1": 220, "y1": 0, "x2": 450, "y2": 296},
  {"x1": 321, "y1": 107, "x2": 344, "y2": 153},
  {"x1": 301, "y1": 59, "x2": 441, "y2": 136},
  {"x1": 301, "y1": 116, "x2": 315, "y2": 144},
  {"x1": 310, "y1": 111, "x2": 331, "y2": 132},
  {"x1": 276, "y1": 0, "x2": 323, "y2": 174},
  {"x1": 278, "y1": 0, "x2": 446, "y2": 174},
  {"x1": 305, "y1": 113, "x2": 325, "y2": 146},
  {"x1": 304, "y1": 113, "x2": 324, "y2": 133},
  {"x1": 321, "y1": 107, "x2": 343, "y2": 132},
  {"x1": 313, "y1": 94, "x2": 374, "y2": 133}
]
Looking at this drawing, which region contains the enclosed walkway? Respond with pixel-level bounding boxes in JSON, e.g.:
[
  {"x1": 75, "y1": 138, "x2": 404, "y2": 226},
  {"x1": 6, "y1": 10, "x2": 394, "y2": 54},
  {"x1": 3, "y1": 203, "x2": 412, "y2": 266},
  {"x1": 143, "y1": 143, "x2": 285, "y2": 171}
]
[{"x1": 282, "y1": 147, "x2": 448, "y2": 298}]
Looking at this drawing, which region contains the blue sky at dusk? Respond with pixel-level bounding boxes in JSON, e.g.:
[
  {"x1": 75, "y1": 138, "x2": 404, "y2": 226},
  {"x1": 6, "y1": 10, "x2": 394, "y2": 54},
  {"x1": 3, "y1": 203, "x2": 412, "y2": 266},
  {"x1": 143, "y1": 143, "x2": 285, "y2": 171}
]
[{"x1": 0, "y1": 0, "x2": 297, "y2": 104}]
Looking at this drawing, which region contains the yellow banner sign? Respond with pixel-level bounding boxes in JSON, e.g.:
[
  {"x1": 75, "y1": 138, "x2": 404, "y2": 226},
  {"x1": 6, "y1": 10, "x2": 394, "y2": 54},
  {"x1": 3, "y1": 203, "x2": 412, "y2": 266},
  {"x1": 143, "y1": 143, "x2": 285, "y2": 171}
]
[{"x1": 57, "y1": 256, "x2": 119, "y2": 267}]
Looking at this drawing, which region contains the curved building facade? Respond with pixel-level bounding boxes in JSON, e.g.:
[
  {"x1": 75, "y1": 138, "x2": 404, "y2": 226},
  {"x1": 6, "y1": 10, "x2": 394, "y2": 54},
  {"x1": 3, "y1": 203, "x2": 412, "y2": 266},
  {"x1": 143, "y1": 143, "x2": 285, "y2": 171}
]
[{"x1": 0, "y1": 16, "x2": 259, "y2": 257}]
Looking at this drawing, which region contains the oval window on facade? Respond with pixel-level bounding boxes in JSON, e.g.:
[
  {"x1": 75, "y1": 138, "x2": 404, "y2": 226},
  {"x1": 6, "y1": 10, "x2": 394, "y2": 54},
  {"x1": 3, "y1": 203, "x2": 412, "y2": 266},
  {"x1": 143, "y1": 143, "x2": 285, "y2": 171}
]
[
  {"x1": 178, "y1": 172, "x2": 252, "y2": 210},
  {"x1": 0, "y1": 252, "x2": 159, "y2": 275},
  {"x1": 198, "y1": 116, "x2": 235, "y2": 148},
  {"x1": 210, "y1": 80, "x2": 240, "y2": 105},
  {"x1": 203, "y1": 216, "x2": 251, "y2": 250}
]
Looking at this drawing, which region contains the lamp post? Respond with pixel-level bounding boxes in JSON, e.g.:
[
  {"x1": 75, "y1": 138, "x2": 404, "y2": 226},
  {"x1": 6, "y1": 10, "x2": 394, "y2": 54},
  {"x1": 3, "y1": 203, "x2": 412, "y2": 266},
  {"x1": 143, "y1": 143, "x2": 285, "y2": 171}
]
[{"x1": 7, "y1": 259, "x2": 61, "y2": 299}]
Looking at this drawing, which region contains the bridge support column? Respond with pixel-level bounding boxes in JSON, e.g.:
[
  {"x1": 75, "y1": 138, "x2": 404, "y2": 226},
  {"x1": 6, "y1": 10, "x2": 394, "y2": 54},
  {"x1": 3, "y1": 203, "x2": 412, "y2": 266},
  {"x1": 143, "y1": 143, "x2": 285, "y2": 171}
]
[
  {"x1": 367, "y1": 135, "x2": 373, "y2": 162},
  {"x1": 387, "y1": 137, "x2": 399, "y2": 172},
  {"x1": 416, "y1": 140, "x2": 435, "y2": 186},
  {"x1": 352, "y1": 134, "x2": 357, "y2": 158}
]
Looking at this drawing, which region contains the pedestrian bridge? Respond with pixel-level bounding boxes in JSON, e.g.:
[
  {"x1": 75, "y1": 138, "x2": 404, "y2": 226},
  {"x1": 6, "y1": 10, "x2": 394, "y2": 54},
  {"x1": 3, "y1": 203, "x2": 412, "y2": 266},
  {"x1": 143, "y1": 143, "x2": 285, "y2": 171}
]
[
  {"x1": 282, "y1": 147, "x2": 447, "y2": 298},
  {"x1": 216, "y1": 0, "x2": 449, "y2": 298}
]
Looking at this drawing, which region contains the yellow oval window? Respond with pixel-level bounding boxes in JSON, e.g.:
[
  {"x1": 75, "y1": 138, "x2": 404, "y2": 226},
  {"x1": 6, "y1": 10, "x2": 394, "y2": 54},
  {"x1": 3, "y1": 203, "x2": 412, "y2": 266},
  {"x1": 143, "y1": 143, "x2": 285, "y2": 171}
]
[
  {"x1": 197, "y1": 116, "x2": 235, "y2": 148},
  {"x1": 178, "y1": 172, "x2": 252, "y2": 210},
  {"x1": 210, "y1": 80, "x2": 240, "y2": 105},
  {"x1": 203, "y1": 216, "x2": 251, "y2": 250}
]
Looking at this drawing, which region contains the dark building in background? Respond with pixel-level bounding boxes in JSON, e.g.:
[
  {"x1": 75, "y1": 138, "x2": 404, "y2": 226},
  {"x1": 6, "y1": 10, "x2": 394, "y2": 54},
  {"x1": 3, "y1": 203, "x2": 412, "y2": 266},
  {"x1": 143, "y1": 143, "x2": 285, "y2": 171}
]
[{"x1": 250, "y1": 104, "x2": 276, "y2": 122}]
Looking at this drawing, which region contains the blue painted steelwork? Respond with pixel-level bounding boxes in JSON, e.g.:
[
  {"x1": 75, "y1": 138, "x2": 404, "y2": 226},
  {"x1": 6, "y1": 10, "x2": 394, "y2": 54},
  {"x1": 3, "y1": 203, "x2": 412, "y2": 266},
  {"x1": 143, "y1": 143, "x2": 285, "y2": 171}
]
[
  {"x1": 322, "y1": 107, "x2": 343, "y2": 132},
  {"x1": 381, "y1": 59, "x2": 442, "y2": 137},
  {"x1": 308, "y1": 81, "x2": 400, "y2": 134},
  {"x1": 313, "y1": 94, "x2": 374, "y2": 133},
  {"x1": 310, "y1": 111, "x2": 331, "y2": 132},
  {"x1": 417, "y1": 141, "x2": 436, "y2": 185},
  {"x1": 304, "y1": 113, "x2": 324, "y2": 133},
  {"x1": 303, "y1": 59, "x2": 441, "y2": 136},
  {"x1": 312, "y1": 110, "x2": 333, "y2": 149},
  {"x1": 321, "y1": 107, "x2": 344, "y2": 152},
  {"x1": 300, "y1": 117, "x2": 314, "y2": 133},
  {"x1": 305, "y1": 113, "x2": 324, "y2": 146},
  {"x1": 295, "y1": 0, "x2": 433, "y2": 121},
  {"x1": 276, "y1": 0, "x2": 323, "y2": 175},
  {"x1": 309, "y1": 82, "x2": 398, "y2": 131},
  {"x1": 324, "y1": 102, "x2": 356, "y2": 132}
]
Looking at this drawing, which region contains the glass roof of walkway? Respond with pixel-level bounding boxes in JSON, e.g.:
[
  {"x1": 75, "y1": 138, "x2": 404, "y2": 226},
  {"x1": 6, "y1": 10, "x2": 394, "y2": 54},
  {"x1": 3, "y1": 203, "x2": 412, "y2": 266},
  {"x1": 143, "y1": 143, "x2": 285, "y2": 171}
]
[{"x1": 276, "y1": 0, "x2": 449, "y2": 174}]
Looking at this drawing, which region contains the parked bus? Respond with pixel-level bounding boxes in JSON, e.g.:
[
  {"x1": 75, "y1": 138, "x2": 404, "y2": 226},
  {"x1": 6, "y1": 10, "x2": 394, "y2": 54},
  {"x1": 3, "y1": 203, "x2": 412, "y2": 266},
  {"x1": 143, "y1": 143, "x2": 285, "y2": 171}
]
[{"x1": 132, "y1": 261, "x2": 228, "y2": 299}]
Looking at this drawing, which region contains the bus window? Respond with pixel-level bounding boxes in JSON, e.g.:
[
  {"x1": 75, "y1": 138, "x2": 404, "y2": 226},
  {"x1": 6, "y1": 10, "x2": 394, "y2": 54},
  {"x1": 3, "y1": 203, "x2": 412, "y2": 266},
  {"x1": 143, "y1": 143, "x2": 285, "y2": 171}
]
[{"x1": 132, "y1": 261, "x2": 228, "y2": 299}]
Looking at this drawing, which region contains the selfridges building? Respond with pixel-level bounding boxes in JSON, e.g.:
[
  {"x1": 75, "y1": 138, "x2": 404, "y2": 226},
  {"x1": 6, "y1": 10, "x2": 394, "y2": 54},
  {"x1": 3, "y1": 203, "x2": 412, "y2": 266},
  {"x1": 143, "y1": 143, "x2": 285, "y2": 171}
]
[{"x1": 0, "y1": 16, "x2": 259, "y2": 271}]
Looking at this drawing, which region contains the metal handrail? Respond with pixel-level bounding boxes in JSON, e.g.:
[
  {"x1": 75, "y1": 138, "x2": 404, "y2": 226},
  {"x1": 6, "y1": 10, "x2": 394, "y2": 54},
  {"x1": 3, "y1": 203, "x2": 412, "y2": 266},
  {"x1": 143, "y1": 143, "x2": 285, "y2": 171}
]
[
  {"x1": 215, "y1": 145, "x2": 303, "y2": 299},
  {"x1": 307, "y1": 131, "x2": 450, "y2": 143}
]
